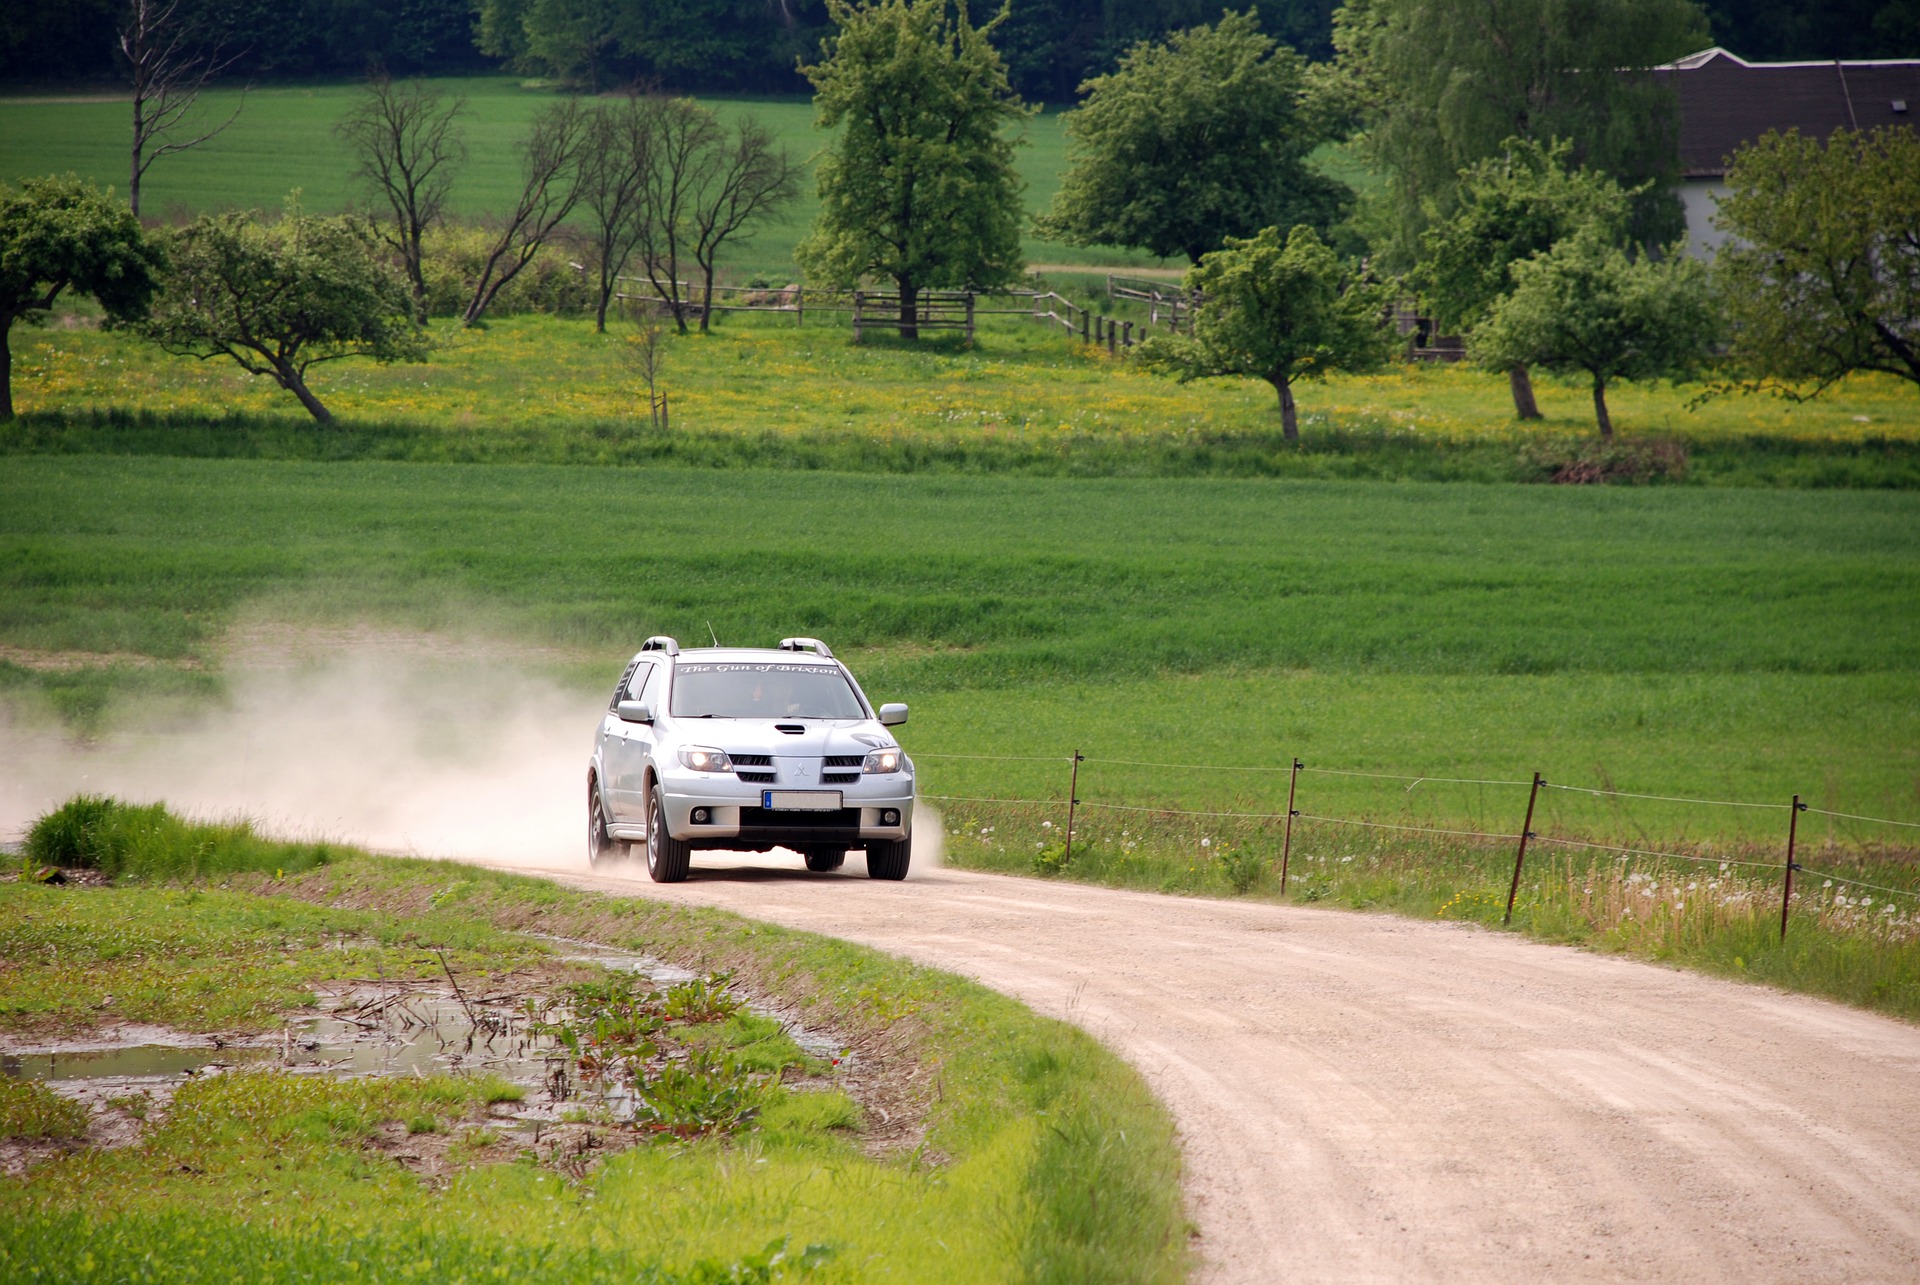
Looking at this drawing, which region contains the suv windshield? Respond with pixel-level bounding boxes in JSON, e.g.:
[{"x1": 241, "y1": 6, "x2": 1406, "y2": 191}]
[{"x1": 669, "y1": 662, "x2": 866, "y2": 719}]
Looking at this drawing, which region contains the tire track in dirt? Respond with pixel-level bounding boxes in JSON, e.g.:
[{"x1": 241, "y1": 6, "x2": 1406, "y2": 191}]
[{"x1": 473, "y1": 853, "x2": 1920, "y2": 1283}]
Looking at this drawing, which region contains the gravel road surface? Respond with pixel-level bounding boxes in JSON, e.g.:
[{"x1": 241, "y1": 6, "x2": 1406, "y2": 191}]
[{"x1": 446, "y1": 852, "x2": 1920, "y2": 1281}]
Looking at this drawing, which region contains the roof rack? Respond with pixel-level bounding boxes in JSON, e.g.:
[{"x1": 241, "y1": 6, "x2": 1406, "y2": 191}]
[
  {"x1": 640, "y1": 635, "x2": 680, "y2": 655},
  {"x1": 777, "y1": 636, "x2": 835, "y2": 658}
]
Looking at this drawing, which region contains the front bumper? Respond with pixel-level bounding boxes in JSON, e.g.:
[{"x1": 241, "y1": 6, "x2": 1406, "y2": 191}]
[{"x1": 638, "y1": 767, "x2": 915, "y2": 846}]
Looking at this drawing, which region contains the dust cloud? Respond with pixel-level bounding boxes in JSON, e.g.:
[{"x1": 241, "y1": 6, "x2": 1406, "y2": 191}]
[
  {"x1": 1, "y1": 655, "x2": 594, "y2": 867},
  {"x1": 0, "y1": 649, "x2": 944, "y2": 876}
]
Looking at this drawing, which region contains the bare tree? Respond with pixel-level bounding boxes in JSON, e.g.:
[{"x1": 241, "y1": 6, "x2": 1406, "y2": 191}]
[
  {"x1": 630, "y1": 99, "x2": 801, "y2": 336},
  {"x1": 632, "y1": 98, "x2": 722, "y2": 335},
  {"x1": 336, "y1": 74, "x2": 467, "y2": 325},
  {"x1": 120, "y1": 0, "x2": 245, "y2": 218},
  {"x1": 580, "y1": 93, "x2": 658, "y2": 333},
  {"x1": 623, "y1": 319, "x2": 668, "y2": 428},
  {"x1": 462, "y1": 100, "x2": 590, "y2": 327},
  {"x1": 688, "y1": 118, "x2": 801, "y2": 335}
]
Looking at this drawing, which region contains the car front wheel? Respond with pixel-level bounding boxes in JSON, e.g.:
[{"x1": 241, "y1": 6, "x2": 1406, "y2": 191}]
[
  {"x1": 645, "y1": 785, "x2": 692, "y2": 883},
  {"x1": 865, "y1": 837, "x2": 910, "y2": 881}
]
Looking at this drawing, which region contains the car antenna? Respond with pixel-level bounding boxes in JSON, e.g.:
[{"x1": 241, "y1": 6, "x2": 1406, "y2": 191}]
[{"x1": 706, "y1": 620, "x2": 720, "y2": 647}]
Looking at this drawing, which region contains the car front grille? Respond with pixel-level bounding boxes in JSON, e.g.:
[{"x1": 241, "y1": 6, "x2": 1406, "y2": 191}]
[
  {"x1": 822, "y1": 754, "x2": 862, "y2": 785},
  {"x1": 732, "y1": 753, "x2": 774, "y2": 784}
]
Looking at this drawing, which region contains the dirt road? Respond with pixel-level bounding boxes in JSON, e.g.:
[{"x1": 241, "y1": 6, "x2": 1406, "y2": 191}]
[{"x1": 485, "y1": 852, "x2": 1920, "y2": 1284}]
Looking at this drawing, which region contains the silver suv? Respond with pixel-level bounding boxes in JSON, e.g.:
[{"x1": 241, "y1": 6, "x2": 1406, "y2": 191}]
[{"x1": 587, "y1": 636, "x2": 915, "y2": 882}]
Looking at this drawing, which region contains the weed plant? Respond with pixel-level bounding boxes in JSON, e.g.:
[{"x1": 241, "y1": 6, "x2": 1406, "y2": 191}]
[
  {"x1": 0, "y1": 1078, "x2": 87, "y2": 1141},
  {"x1": 24, "y1": 795, "x2": 338, "y2": 881}
]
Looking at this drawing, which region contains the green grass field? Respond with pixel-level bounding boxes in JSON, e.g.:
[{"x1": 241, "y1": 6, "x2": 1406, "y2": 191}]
[
  {"x1": 4, "y1": 453, "x2": 1916, "y2": 842},
  {"x1": 10, "y1": 314, "x2": 1919, "y2": 486},
  {"x1": 0, "y1": 79, "x2": 1171, "y2": 278}
]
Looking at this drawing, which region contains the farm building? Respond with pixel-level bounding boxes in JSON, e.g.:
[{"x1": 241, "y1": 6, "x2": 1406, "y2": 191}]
[{"x1": 1651, "y1": 47, "x2": 1920, "y2": 258}]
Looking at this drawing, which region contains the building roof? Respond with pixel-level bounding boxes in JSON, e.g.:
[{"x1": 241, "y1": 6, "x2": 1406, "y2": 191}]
[{"x1": 1651, "y1": 47, "x2": 1920, "y2": 178}]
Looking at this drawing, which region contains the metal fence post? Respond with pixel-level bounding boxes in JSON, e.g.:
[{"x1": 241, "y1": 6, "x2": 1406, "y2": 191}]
[
  {"x1": 1503, "y1": 772, "x2": 1544, "y2": 926},
  {"x1": 1280, "y1": 757, "x2": 1301, "y2": 895},
  {"x1": 1062, "y1": 751, "x2": 1084, "y2": 864},
  {"x1": 1780, "y1": 794, "x2": 1805, "y2": 941}
]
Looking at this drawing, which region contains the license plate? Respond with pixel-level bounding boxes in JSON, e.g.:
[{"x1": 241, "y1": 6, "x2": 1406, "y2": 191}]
[{"x1": 762, "y1": 790, "x2": 843, "y2": 811}]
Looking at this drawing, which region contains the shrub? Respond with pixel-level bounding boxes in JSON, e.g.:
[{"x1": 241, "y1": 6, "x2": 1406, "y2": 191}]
[
  {"x1": 23, "y1": 795, "x2": 334, "y2": 881},
  {"x1": 420, "y1": 222, "x2": 593, "y2": 319}
]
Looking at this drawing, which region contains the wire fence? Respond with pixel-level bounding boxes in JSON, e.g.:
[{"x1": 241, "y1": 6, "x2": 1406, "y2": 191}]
[{"x1": 916, "y1": 750, "x2": 1920, "y2": 939}]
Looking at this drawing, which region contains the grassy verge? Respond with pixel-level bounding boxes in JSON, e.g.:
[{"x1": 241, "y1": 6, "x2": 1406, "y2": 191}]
[
  {"x1": 935, "y1": 802, "x2": 1920, "y2": 1024},
  {"x1": 7, "y1": 314, "x2": 1918, "y2": 484},
  {"x1": 0, "y1": 800, "x2": 1189, "y2": 1284}
]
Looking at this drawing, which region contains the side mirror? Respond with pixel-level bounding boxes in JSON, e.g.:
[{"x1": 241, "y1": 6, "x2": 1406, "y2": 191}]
[
  {"x1": 616, "y1": 700, "x2": 653, "y2": 724},
  {"x1": 878, "y1": 703, "x2": 909, "y2": 726}
]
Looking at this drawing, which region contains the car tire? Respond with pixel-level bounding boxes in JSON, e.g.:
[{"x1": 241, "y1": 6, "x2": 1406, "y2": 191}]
[
  {"x1": 865, "y1": 837, "x2": 910, "y2": 881},
  {"x1": 645, "y1": 784, "x2": 692, "y2": 883},
  {"x1": 588, "y1": 780, "x2": 624, "y2": 867},
  {"x1": 803, "y1": 847, "x2": 846, "y2": 873}
]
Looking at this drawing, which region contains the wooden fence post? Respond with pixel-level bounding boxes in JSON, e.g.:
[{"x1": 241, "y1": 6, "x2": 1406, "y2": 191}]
[{"x1": 1503, "y1": 773, "x2": 1544, "y2": 926}]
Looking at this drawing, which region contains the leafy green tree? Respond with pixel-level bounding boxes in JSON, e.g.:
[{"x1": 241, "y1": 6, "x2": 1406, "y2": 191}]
[
  {"x1": 1713, "y1": 126, "x2": 1920, "y2": 397},
  {"x1": 1414, "y1": 137, "x2": 1635, "y2": 419},
  {"x1": 1035, "y1": 11, "x2": 1351, "y2": 264},
  {"x1": 1331, "y1": 0, "x2": 1708, "y2": 265},
  {"x1": 797, "y1": 0, "x2": 1029, "y2": 339},
  {"x1": 141, "y1": 204, "x2": 427, "y2": 424},
  {"x1": 0, "y1": 176, "x2": 162, "y2": 420},
  {"x1": 1137, "y1": 224, "x2": 1393, "y2": 440},
  {"x1": 1472, "y1": 225, "x2": 1717, "y2": 436}
]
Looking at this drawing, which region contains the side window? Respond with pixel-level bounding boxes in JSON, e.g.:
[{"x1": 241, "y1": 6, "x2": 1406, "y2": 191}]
[
  {"x1": 636, "y1": 663, "x2": 663, "y2": 708},
  {"x1": 609, "y1": 660, "x2": 641, "y2": 712}
]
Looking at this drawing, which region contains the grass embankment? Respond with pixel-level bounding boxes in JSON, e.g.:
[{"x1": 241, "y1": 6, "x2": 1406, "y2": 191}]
[
  {"x1": 1, "y1": 799, "x2": 1187, "y2": 1284},
  {"x1": 8, "y1": 314, "x2": 1919, "y2": 485}
]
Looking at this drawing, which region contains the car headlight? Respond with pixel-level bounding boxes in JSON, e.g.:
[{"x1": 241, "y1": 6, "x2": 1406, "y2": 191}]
[
  {"x1": 679, "y1": 746, "x2": 734, "y2": 772},
  {"x1": 862, "y1": 748, "x2": 903, "y2": 774}
]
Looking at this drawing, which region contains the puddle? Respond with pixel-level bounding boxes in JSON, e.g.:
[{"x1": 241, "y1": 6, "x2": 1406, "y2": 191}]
[{"x1": 2, "y1": 937, "x2": 851, "y2": 1136}]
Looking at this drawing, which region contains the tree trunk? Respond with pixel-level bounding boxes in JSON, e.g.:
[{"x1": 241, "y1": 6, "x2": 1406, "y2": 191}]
[
  {"x1": 897, "y1": 278, "x2": 919, "y2": 341},
  {"x1": 594, "y1": 277, "x2": 611, "y2": 334},
  {"x1": 1592, "y1": 376, "x2": 1612, "y2": 439},
  {"x1": 1273, "y1": 377, "x2": 1298, "y2": 443},
  {"x1": 698, "y1": 264, "x2": 715, "y2": 335},
  {"x1": 0, "y1": 318, "x2": 14, "y2": 420},
  {"x1": 1508, "y1": 364, "x2": 1542, "y2": 420},
  {"x1": 275, "y1": 361, "x2": 334, "y2": 425}
]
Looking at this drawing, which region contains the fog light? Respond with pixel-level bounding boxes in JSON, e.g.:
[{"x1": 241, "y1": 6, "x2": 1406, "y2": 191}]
[
  {"x1": 692, "y1": 808, "x2": 711, "y2": 824},
  {"x1": 881, "y1": 809, "x2": 899, "y2": 826}
]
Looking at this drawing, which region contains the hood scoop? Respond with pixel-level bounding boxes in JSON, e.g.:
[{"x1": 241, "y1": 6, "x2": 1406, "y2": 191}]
[{"x1": 775, "y1": 724, "x2": 806, "y2": 735}]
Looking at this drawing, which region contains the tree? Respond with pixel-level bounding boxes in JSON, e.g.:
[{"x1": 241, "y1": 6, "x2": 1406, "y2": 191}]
[
  {"x1": 1137, "y1": 224, "x2": 1393, "y2": 440},
  {"x1": 1472, "y1": 225, "x2": 1717, "y2": 436},
  {"x1": 1035, "y1": 11, "x2": 1351, "y2": 264},
  {"x1": 0, "y1": 176, "x2": 162, "y2": 420},
  {"x1": 335, "y1": 74, "x2": 467, "y2": 325},
  {"x1": 1331, "y1": 0, "x2": 1708, "y2": 265},
  {"x1": 1713, "y1": 126, "x2": 1920, "y2": 397},
  {"x1": 120, "y1": 0, "x2": 246, "y2": 218},
  {"x1": 684, "y1": 116, "x2": 801, "y2": 334},
  {"x1": 462, "y1": 100, "x2": 590, "y2": 327},
  {"x1": 1414, "y1": 137, "x2": 1636, "y2": 419},
  {"x1": 141, "y1": 204, "x2": 427, "y2": 424},
  {"x1": 579, "y1": 93, "x2": 656, "y2": 334},
  {"x1": 797, "y1": 0, "x2": 1029, "y2": 339}
]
